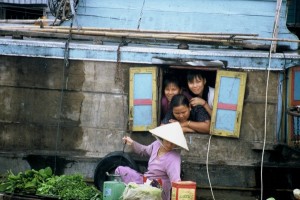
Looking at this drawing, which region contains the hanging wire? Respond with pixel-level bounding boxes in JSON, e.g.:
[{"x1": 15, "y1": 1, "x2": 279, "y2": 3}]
[
  {"x1": 137, "y1": 0, "x2": 146, "y2": 30},
  {"x1": 260, "y1": 0, "x2": 283, "y2": 199},
  {"x1": 206, "y1": 135, "x2": 216, "y2": 200},
  {"x1": 53, "y1": 11, "x2": 74, "y2": 175},
  {"x1": 48, "y1": 0, "x2": 79, "y2": 24}
]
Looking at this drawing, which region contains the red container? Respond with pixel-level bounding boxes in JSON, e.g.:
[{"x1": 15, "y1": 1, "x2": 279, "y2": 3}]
[
  {"x1": 171, "y1": 181, "x2": 196, "y2": 200},
  {"x1": 143, "y1": 176, "x2": 163, "y2": 187}
]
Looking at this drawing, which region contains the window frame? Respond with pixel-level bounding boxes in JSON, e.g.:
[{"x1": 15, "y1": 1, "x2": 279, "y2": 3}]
[
  {"x1": 210, "y1": 70, "x2": 247, "y2": 138},
  {"x1": 129, "y1": 67, "x2": 158, "y2": 131}
]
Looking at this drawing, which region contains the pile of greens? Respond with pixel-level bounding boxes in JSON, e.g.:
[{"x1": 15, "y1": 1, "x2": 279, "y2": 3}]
[{"x1": 0, "y1": 167, "x2": 102, "y2": 200}]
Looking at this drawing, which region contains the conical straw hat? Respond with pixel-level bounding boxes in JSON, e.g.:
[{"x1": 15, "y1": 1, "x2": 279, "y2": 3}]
[{"x1": 149, "y1": 122, "x2": 189, "y2": 151}]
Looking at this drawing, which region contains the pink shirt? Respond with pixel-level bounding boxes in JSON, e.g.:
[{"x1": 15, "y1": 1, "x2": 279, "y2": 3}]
[{"x1": 133, "y1": 140, "x2": 181, "y2": 200}]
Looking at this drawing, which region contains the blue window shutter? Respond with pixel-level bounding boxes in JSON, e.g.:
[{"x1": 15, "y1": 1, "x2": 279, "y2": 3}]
[
  {"x1": 210, "y1": 70, "x2": 247, "y2": 138},
  {"x1": 129, "y1": 67, "x2": 158, "y2": 131}
]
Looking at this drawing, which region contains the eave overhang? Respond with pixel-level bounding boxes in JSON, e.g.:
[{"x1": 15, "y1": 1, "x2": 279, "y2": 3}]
[{"x1": 0, "y1": 38, "x2": 300, "y2": 70}]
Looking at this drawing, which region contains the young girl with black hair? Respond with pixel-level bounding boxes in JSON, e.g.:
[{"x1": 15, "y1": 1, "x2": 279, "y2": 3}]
[
  {"x1": 161, "y1": 76, "x2": 191, "y2": 120},
  {"x1": 187, "y1": 70, "x2": 215, "y2": 116}
]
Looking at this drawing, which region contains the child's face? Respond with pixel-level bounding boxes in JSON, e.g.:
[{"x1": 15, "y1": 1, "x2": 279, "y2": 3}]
[
  {"x1": 164, "y1": 83, "x2": 181, "y2": 102},
  {"x1": 188, "y1": 76, "x2": 206, "y2": 96}
]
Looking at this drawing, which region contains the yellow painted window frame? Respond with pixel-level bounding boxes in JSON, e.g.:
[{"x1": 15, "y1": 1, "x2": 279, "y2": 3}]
[
  {"x1": 210, "y1": 70, "x2": 247, "y2": 138},
  {"x1": 129, "y1": 67, "x2": 158, "y2": 131}
]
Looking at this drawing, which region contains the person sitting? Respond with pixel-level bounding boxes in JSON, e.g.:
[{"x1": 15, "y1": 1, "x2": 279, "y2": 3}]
[
  {"x1": 187, "y1": 70, "x2": 215, "y2": 116},
  {"x1": 161, "y1": 76, "x2": 191, "y2": 120},
  {"x1": 115, "y1": 122, "x2": 189, "y2": 200},
  {"x1": 161, "y1": 94, "x2": 210, "y2": 134}
]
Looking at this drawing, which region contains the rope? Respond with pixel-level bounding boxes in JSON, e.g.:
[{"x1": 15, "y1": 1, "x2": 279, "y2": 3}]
[
  {"x1": 206, "y1": 135, "x2": 215, "y2": 200},
  {"x1": 260, "y1": 0, "x2": 282, "y2": 199}
]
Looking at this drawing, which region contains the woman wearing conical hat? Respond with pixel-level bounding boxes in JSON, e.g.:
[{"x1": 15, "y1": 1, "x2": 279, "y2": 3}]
[{"x1": 115, "y1": 122, "x2": 188, "y2": 200}]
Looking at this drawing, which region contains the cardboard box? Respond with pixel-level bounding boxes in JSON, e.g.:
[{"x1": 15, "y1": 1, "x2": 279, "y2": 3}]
[{"x1": 171, "y1": 181, "x2": 196, "y2": 200}]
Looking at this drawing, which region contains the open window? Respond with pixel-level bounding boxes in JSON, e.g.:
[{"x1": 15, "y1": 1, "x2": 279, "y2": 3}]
[
  {"x1": 129, "y1": 66, "x2": 247, "y2": 138},
  {"x1": 159, "y1": 66, "x2": 217, "y2": 120}
]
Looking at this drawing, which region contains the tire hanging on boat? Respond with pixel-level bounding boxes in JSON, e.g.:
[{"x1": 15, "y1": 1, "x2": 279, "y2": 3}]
[{"x1": 94, "y1": 151, "x2": 139, "y2": 191}]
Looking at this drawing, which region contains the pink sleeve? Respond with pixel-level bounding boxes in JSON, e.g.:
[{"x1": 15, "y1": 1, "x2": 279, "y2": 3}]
[
  {"x1": 132, "y1": 141, "x2": 153, "y2": 157},
  {"x1": 165, "y1": 154, "x2": 181, "y2": 182}
]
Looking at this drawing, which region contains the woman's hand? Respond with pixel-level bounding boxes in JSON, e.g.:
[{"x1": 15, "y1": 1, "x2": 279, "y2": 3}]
[
  {"x1": 122, "y1": 136, "x2": 134, "y2": 145},
  {"x1": 190, "y1": 97, "x2": 206, "y2": 107}
]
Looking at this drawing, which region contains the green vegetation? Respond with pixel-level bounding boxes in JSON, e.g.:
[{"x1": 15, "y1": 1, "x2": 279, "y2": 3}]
[{"x1": 0, "y1": 167, "x2": 102, "y2": 200}]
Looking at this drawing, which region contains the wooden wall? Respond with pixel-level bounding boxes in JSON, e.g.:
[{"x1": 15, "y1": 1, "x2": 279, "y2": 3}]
[{"x1": 61, "y1": 0, "x2": 298, "y2": 49}]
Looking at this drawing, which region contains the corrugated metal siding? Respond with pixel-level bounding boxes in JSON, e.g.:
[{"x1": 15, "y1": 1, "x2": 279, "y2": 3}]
[{"x1": 0, "y1": 0, "x2": 47, "y2": 4}]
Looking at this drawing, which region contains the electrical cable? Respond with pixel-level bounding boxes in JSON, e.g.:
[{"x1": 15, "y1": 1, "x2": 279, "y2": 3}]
[
  {"x1": 206, "y1": 134, "x2": 216, "y2": 200},
  {"x1": 137, "y1": 0, "x2": 146, "y2": 30},
  {"x1": 282, "y1": 52, "x2": 288, "y2": 143},
  {"x1": 260, "y1": 0, "x2": 282, "y2": 199},
  {"x1": 53, "y1": 13, "x2": 74, "y2": 175}
]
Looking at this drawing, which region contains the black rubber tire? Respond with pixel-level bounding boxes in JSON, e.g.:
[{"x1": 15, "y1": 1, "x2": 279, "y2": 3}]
[{"x1": 94, "y1": 151, "x2": 139, "y2": 191}]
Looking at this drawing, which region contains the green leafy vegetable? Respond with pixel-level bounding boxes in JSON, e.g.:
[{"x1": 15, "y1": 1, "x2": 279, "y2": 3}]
[{"x1": 0, "y1": 167, "x2": 102, "y2": 200}]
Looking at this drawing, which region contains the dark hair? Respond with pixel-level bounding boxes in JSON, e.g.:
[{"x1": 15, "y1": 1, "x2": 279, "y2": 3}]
[
  {"x1": 186, "y1": 70, "x2": 209, "y2": 101},
  {"x1": 163, "y1": 76, "x2": 181, "y2": 90},
  {"x1": 170, "y1": 94, "x2": 190, "y2": 109}
]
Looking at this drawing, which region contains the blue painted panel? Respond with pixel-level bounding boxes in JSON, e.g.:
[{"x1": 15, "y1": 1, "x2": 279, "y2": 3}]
[
  {"x1": 70, "y1": 48, "x2": 117, "y2": 61},
  {"x1": 139, "y1": 11, "x2": 274, "y2": 34},
  {"x1": 74, "y1": 15, "x2": 139, "y2": 29},
  {"x1": 219, "y1": 77, "x2": 240, "y2": 104},
  {"x1": 215, "y1": 109, "x2": 236, "y2": 132},
  {"x1": 132, "y1": 72, "x2": 153, "y2": 127},
  {"x1": 1, "y1": 40, "x2": 299, "y2": 70},
  {"x1": 133, "y1": 73, "x2": 152, "y2": 99},
  {"x1": 294, "y1": 71, "x2": 300, "y2": 100},
  {"x1": 134, "y1": 105, "x2": 152, "y2": 125},
  {"x1": 64, "y1": 0, "x2": 297, "y2": 46},
  {"x1": 0, "y1": 41, "x2": 65, "y2": 57},
  {"x1": 144, "y1": 0, "x2": 275, "y2": 15},
  {"x1": 78, "y1": 0, "x2": 144, "y2": 8},
  {"x1": 73, "y1": 2, "x2": 276, "y2": 35}
]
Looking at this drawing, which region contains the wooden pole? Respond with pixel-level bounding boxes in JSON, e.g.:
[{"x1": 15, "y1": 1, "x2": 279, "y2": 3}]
[
  {"x1": 1, "y1": 27, "x2": 299, "y2": 43},
  {"x1": 270, "y1": 0, "x2": 283, "y2": 52},
  {"x1": 0, "y1": 25, "x2": 259, "y2": 37},
  {"x1": 0, "y1": 27, "x2": 272, "y2": 49},
  {"x1": 0, "y1": 19, "x2": 60, "y2": 24}
]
